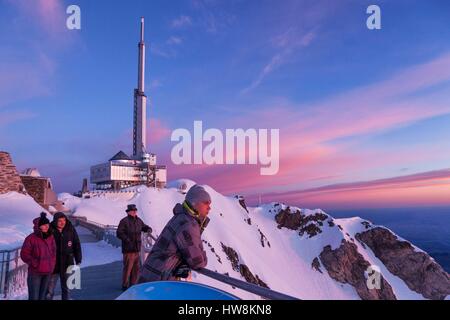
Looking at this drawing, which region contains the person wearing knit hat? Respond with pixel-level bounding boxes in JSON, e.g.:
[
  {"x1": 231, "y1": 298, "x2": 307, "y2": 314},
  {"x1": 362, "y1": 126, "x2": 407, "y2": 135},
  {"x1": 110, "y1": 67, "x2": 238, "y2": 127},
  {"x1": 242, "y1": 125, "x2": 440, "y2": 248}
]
[
  {"x1": 38, "y1": 211, "x2": 50, "y2": 227},
  {"x1": 139, "y1": 184, "x2": 211, "y2": 283},
  {"x1": 20, "y1": 212, "x2": 56, "y2": 300},
  {"x1": 185, "y1": 184, "x2": 212, "y2": 207},
  {"x1": 183, "y1": 184, "x2": 212, "y2": 222}
]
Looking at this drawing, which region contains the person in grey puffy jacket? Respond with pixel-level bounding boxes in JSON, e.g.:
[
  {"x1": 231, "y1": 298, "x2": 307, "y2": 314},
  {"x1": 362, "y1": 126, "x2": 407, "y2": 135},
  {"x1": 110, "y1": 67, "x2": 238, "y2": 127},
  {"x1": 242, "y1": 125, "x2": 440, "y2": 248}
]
[{"x1": 139, "y1": 185, "x2": 211, "y2": 282}]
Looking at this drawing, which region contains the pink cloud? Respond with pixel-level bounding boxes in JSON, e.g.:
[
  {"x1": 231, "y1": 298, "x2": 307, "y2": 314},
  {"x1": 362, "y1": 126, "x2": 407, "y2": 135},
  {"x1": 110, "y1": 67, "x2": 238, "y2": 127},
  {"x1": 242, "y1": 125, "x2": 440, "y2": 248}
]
[
  {"x1": 276, "y1": 169, "x2": 450, "y2": 195},
  {"x1": 260, "y1": 169, "x2": 450, "y2": 208},
  {"x1": 113, "y1": 118, "x2": 172, "y2": 156},
  {"x1": 147, "y1": 118, "x2": 172, "y2": 145},
  {"x1": 164, "y1": 53, "x2": 450, "y2": 201},
  {"x1": 7, "y1": 0, "x2": 66, "y2": 38},
  {"x1": 163, "y1": 118, "x2": 448, "y2": 202}
]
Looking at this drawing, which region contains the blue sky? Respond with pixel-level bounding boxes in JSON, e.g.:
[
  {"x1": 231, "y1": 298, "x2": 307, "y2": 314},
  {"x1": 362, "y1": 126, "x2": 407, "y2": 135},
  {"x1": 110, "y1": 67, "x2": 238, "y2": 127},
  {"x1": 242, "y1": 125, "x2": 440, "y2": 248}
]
[{"x1": 1, "y1": 0, "x2": 450, "y2": 208}]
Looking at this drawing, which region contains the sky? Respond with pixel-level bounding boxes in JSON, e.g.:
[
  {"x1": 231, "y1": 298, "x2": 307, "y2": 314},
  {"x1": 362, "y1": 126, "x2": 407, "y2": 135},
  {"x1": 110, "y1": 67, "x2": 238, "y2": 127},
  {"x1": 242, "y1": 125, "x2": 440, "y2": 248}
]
[{"x1": 1, "y1": 0, "x2": 450, "y2": 209}]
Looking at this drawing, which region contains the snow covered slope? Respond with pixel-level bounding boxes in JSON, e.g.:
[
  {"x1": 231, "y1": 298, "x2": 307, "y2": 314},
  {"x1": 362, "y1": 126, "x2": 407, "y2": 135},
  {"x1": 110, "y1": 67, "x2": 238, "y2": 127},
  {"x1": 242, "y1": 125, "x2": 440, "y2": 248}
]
[
  {"x1": 0, "y1": 192, "x2": 47, "y2": 250},
  {"x1": 61, "y1": 179, "x2": 449, "y2": 300}
]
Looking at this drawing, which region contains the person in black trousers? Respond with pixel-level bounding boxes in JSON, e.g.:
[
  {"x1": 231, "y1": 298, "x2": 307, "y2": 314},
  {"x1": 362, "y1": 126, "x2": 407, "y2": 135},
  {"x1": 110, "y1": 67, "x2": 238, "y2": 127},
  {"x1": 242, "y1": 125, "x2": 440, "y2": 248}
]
[
  {"x1": 117, "y1": 204, "x2": 152, "y2": 291},
  {"x1": 46, "y1": 212, "x2": 82, "y2": 300}
]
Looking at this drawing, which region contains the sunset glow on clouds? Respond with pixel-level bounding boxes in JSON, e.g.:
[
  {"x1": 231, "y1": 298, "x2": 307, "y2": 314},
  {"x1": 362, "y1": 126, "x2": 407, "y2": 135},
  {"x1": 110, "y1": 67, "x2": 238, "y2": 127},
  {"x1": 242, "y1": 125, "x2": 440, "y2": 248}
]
[
  {"x1": 1, "y1": 0, "x2": 450, "y2": 209},
  {"x1": 259, "y1": 169, "x2": 450, "y2": 209}
]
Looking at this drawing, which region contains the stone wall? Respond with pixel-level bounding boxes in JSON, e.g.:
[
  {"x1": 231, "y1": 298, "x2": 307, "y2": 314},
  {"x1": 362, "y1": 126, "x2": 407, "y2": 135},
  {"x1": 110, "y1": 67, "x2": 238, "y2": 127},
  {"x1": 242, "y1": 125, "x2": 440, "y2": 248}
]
[
  {"x1": 20, "y1": 176, "x2": 47, "y2": 207},
  {"x1": 0, "y1": 151, "x2": 25, "y2": 194},
  {"x1": 20, "y1": 176, "x2": 56, "y2": 209}
]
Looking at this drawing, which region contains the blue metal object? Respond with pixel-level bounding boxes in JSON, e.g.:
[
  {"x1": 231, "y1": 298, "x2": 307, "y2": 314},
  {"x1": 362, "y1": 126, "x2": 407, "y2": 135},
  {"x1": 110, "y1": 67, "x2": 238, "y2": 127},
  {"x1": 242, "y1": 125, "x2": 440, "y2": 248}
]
[{"x1": 117, "y1": 281, "x2": 240, "y2": 300}]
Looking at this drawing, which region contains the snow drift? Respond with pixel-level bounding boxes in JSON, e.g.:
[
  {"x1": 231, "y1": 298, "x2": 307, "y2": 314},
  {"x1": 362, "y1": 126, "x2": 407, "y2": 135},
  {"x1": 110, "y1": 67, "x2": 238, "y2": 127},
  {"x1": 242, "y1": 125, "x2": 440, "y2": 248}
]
[{"x1": 0, "y1": 192, "x2": 47, "y2": 250}]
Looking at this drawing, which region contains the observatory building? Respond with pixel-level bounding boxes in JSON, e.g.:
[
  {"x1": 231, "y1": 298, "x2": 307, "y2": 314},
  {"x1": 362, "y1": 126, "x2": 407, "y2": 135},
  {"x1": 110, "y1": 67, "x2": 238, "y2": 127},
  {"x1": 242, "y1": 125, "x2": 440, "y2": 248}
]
[{"x1": 90, "y1": 18, "x2": 167, "y2": 190}]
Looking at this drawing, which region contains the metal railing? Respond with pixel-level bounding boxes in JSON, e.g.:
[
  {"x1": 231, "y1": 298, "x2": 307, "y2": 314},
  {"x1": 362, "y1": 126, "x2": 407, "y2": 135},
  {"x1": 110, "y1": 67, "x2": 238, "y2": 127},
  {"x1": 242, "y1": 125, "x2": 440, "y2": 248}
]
[
  {"x1": 196, "y1": 268, "x2": 298, "y2": 300},
  {"x1": 0, "y1": 247, "x2": 27, "y2": 299},
  {"x1": 70, "y1": 216, "x2": 154, "y2": 252},
  {"x1": 70, "y1": 216, "x2": 122, "y2": 248},
  {"x1": 2, "y1": 217, "x2": 298, "y2": 300},
  {"x1": 70, "y1": 216, "x2": 155, "y2": 266},
  {"x1": 145, "y1": 233, "x2": 298, "y2": 300}
]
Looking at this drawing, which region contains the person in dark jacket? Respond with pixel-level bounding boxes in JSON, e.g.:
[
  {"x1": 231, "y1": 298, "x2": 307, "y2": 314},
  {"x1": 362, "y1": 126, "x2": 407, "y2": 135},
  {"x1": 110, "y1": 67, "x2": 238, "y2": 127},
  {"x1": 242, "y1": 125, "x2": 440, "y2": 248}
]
[
  {"x1": 117, "y1": 204, "x2": 152, "y2": 290},
  {"x1": 20, "y1": 212, "x2": 56, "y2": 300},
  {"x1": 139, "y1": 185, "x2": 210, "y2": 283},
  {"x1": 46, "y1": 212, "x2": 82, "y2": 300}
]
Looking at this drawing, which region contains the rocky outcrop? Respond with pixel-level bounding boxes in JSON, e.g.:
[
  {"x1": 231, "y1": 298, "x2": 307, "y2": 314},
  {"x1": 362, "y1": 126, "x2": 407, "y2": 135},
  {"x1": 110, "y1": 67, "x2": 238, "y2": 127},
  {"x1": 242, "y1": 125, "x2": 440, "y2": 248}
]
[
  {"x1": 258, "y1": 228, "x2": 270, "y2": 248},
  {"x1": 320, "y1": 239, "x2": 396, "y2": 300},
  {"x1": 361, "y1": 221, "x2": 372, "y2": 230},
  {"x1": 239, "y1": 265, "x2": 269, "y2": 288},
  {"x1": 221, "y1": 242, "x2": 239, "y2": 271},
  {"x1": 312, "y1": 257, "x2": 323, "y2": 273},
  {"x1": 203, "y1": 240, "x2": 222, "y2": 264},
  {"x1": 221, "y1": 242, "x2": 269, "y2": 288},
  {"x1": 299, "y1": 223, "x2": 322, "y2": 238},
  {"x1": 235, "y1": 195, "x2": 249, "y2": 213},
  {"x1": 275, "y1": 207, "x2": 331, "y2": 238},
  {"x1": 356, "y1": 227, "x2": 450, "y2": 300},
  {"x1": 275, "y1": 207, "x2": 302, "y2": 230}
]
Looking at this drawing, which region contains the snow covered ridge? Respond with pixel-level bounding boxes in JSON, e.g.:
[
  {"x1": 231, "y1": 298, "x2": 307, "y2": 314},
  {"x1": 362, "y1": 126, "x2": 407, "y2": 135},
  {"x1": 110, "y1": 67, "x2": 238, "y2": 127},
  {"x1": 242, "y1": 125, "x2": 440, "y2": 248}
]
[
  {"x1": 257, "y1": 203, "x2": 449, "y2": 300},
  {"x1": 56, "y1": 180, "x2": 449, "y2": 300},
  {"x1": 1, "y1": 180, "x2": 449, "y2": 299}
]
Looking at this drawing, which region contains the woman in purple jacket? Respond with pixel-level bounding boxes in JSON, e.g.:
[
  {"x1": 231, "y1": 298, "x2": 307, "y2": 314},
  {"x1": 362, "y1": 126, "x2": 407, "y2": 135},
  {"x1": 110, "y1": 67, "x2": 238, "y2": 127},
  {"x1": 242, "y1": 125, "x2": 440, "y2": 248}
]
[{"x1": 20, "y1": 212, "x2": 56, "y2": 300}]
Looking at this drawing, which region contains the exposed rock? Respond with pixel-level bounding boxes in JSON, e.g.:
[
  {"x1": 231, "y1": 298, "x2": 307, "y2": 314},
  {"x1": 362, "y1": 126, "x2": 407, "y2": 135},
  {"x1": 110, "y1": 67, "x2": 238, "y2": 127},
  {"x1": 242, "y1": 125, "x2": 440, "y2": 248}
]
[
  {"x1": 357, "y1": 239, "x2": 367, "y2": 249},
  {"x1": 203, "y1": 240, "x2": 222, "y2": 264},
  {"x1": 299, "y1": 223, "x2": 322, "y2": 238},
  {"x1": 320, "y1": 239, "x2": 396, "y2": 300},
  {"x1": 239, "y1": 264, "x2": 270, "y2": 288},
  {"x1": 299, "y1": 213, "x2": 328, "y2": 237},
  {"x1": 221, "y1": 242, "x2": 269, "y2": 288},
  {"x1": 275, "y1": 207, "x2": 329, "y2": 238},
  {"x1": 328, "y1": 220, "x2": 335, "y2": 227},
  {"x1": 275, "y1": 207, "x2": 302, "y2": 230},
  {"x1": 221, "y1": 242, "x2": 239, "y2": 271},
  {"x1": 356, "y1": 227, "x2": 450, "y2": 300},
  {"x1": 312, "y1": 257, "x2": 323, "y2": 273},
  {"x1": 361, "y1": 221, "x2": 372, "y2": 230},
  {"x1": 258, "y1": 228, "x2": 270, "y2": 248},
  {"x1": 313, "y1": 211, "x2": 328, "y2": 221},
  {"x1": 235, "y1": 195, "x2": 249, "y2": 213}
]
